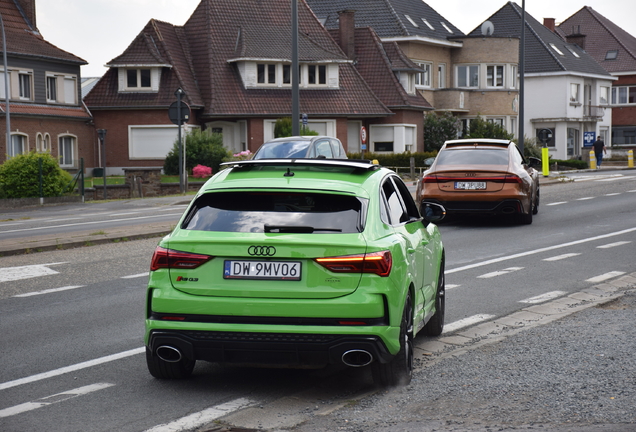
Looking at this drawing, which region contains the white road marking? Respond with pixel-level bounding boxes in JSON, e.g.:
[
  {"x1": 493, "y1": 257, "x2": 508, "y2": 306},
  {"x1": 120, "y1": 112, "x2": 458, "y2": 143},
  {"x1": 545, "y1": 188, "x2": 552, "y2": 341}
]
[
  {"x1": 586, "y1": 271, "x2": 626, "y2": 283},
  {"x1": 598, "y1": 176, "x2": 635, "y2": 182},
  {"x1": 576, "y1": 197, "x2": 594, "y2": 201},
  {"x1": 597, "y1": 241, "x2": 631, "y2": 249},
  {"x1": 43, "y1": 217, "x2": 82, "y2": 223},
  {"x1": 0, "y1": 347, "x2": 144, "y2": 391},
  {"x1": 144, "y1": 397, "x2": 254, "y2": 432},
  {"x1": 604, "y1": 193, "x2": 621, "y2": 196},
  {"x1": 14, "y1": 285, "x2": 84, "y2": 298},
  {"x1": 109, "y1": 212, "x2": 141, "y2": 216},
  {"x1": 157, "y1": 206, "x2": 188, "y2": 211},
  {"x1": 519, "y1": 291, "x2": 567, "y2": 304},
  {"x1": 442, "y1": 314, "x2": 495, "y2": 334},
  {"x1": 477, "y1": 267, "x2": 524, "y2": 279},
  {"x1": 0, "y1": 213, "x2": 182, "y2": 235},
  {"x1": 0, "y1": 222, "x2": 24, "y2": 226},
  {"x1": 446, "y1": 226, "x2": 636, "y2": 274},
  {"x1": 546, "y1": 201, "x2": 567, "y2": 206},
  {"x1": 543, "y1": 253, "x2": 580, "y2": 261},
  {"x1": 445, "y1": 284, "x2": 460, "y2": 290},
  {"x1": 0, "y1": 383, "x2": 114, "y2": 419},
  {"x1": 0, "y1": 262, "x2": 67, "y2": 283},
  {"x1": 121, "y1": 272, "x2": 150, "y2": 279}
]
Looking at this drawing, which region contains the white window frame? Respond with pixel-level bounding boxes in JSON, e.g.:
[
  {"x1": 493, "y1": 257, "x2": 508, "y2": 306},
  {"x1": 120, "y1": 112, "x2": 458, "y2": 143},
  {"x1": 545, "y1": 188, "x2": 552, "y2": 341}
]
[
  {"x1": 611, "y1": 86, "x2": 636, "y2": 105},
  {"x1": 437, "y1": 63, "x2": 446, "y2": 89},
  {"x1": 18, "y1": 71, "x2": 33, "y2": 100},
  {"x1": 9, "y1": 133, "x2": 28, "y2": 157},
  {"x1": 46, "y1": 75, "x2": 57, "y2": 102},
  {"x1": 486, "y1": 65, "x2": 505, "y2": 88},
  {"x1": 599, "y1": 86, "x2": 609, "y2": 105},
  {"x1": 58, "y1": 135, "x2": 77, "y2": 167},
  {"x1": 257, "y1": 63, "x2": 277, "y2": 85},
  {"x1": 456, "y1": 65, "x2": 479, "y2": 88},
  {"x1": 414, "y1": 62, "x2": 432, "y2": 88},
  {"x1": 0, "y1": 69, "x2": 9, "y2": 99},
  {"x1": 570, "y1": 83, "x2": 580, "y2": 104},
  {"x1": 118, "y1": 68, "x2": 160, "y2": 92},
  {"x1": 510, "y1": 65, "x2": 518, "y2": 89}
]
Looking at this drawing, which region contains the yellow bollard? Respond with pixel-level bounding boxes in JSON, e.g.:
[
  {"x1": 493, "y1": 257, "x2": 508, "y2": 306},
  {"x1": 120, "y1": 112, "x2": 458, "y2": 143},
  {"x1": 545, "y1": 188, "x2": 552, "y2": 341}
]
[
  {"x1": 629, "y1": 150, "x2": 634, "y2": 168},
  {"x1": 589, "y1": 151, "x2": 597, "y2": 170},
  {"x1": 542, "y1": 147, "x2": 550, "y2": 176}
]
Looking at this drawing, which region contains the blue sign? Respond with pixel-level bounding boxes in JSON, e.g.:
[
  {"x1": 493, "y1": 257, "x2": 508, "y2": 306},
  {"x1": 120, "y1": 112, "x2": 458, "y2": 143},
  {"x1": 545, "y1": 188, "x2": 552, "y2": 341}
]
[
  {"x1": 583, "y1": 131, "x2": 596, "y2": 147},
  {"x1": 361, "y1": 144, "x2": 367, "y2": 150}
]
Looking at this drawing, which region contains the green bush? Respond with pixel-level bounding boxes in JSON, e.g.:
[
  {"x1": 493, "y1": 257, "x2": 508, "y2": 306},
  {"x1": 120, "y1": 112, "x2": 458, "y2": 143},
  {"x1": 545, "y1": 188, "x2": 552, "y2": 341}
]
[
  {"x1": 347, "y1": 151, "x2": 437, "y2": 167},
  {"x1": 463, "y1": 115, "x2": 514, "y2": 140},
  {"x1": 0, "y1": 152, "x2": 72, "y2": 199},
  {"x1": 274, "y1": 117, "x2": 318, "y2": 137},
  {"x1": 164, "y1": 129, "x2": 230, "y2": 175},
  {"x1": 423, "y1": 111, "x2": 460, "y2": 151},
  {"x1": 551, "y1": 159, "x2": 588, "y2": 169}
]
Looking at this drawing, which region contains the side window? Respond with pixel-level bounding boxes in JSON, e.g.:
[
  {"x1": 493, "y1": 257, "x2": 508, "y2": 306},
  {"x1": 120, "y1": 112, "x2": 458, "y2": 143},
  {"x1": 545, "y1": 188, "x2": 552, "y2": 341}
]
[
  {"x1": 315, "y1": 140, "x2": 334, "y2": 158},
  {"x1": 381, "y1": 176, "x2": 415, "y2": 225},
  {"x1": 510, "y1": 145, "x2": 525, "y2": 166}
]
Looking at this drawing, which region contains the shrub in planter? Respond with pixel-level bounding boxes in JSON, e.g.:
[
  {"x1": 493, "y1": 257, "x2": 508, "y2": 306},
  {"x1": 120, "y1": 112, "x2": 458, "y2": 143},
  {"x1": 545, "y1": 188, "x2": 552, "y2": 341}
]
[{"x1": 0, "y1": 152, "x2": 72, "y2": 199}]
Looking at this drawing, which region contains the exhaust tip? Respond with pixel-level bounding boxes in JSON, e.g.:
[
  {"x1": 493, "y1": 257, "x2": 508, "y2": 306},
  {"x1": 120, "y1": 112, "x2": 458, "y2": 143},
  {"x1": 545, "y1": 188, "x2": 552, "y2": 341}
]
[
  {"x1": 156, "y1": 345, "x2": 182, "y2": 363},
  {"x1": 342, "y1": 350, "x2": 373, "y2": 367}
]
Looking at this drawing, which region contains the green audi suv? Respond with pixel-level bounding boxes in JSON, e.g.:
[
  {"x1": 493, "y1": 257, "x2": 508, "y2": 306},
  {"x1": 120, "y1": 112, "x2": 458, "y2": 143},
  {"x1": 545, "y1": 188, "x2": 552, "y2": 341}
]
[{"x1": 145, "y1": 159, "x2": 445, "y2": 386}]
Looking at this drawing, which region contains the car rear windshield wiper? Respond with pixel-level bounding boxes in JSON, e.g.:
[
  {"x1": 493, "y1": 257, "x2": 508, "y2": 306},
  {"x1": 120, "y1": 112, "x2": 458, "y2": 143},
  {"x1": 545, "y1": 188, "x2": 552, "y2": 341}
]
[{"x1": 264, "y1": 225, "x2": 342, "y2": 233}]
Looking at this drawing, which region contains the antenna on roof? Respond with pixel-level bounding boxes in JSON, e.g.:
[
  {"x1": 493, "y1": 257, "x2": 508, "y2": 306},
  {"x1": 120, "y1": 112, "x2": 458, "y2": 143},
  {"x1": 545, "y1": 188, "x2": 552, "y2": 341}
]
[{"x1": 481, "y1": 21, "x2": 495, "y2": 36}]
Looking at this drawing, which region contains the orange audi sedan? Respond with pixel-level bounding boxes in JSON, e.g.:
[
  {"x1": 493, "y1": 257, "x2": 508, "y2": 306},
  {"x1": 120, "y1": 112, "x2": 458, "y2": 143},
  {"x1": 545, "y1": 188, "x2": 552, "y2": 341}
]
[{"x1": 416, "y1": 139, "x2": 541, "y2": 224}]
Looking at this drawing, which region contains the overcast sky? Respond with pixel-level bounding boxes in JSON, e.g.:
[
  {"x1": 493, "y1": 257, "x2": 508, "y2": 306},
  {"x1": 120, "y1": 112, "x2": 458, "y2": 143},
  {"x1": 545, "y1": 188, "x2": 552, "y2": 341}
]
[{"x1": 36, "y1": 0, "x2": 636, "y2": 78}]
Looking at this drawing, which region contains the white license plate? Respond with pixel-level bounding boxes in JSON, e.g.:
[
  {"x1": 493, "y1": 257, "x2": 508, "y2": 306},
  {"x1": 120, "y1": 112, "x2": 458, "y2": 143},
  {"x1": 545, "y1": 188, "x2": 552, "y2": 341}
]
[
  {"x1": 455, "y1": 181, "x2": 486, "y2": 190},
  {"x1": 223, "y1": 260, "x2": 301, "y2": 280}
]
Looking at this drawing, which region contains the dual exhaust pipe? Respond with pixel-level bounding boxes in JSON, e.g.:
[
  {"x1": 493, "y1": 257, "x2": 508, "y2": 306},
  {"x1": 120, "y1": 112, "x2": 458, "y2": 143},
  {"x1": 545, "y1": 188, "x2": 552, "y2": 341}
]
[{"x1": 156, "y1": 345, "x2": 374, "y2": 368}]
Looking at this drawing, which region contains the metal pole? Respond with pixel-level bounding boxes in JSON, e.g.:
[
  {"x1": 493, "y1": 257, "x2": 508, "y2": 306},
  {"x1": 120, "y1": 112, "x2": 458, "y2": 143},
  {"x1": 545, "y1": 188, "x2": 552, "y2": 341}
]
[
  {"x1": 518, "y1": 0, "x2": 525, "y2": 155},
  {"x1": 98, "y1": 129, "x2": 107, "y2": 200},
  {"x1": 0, "y1": 12, "x2": 11, "y2": 150},
  {"x1": 176, "y1": 89, "x2": 184, "y2": 194},
  {"x1": 291, "y1": 0, "x2": 300, "y2": 136}
]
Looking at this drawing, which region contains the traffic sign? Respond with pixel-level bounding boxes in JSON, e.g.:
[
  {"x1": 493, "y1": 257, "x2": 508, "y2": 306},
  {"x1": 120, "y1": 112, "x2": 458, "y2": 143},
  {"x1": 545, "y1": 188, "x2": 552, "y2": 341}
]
[
  {"x1": 583, "y1": 131, "x2": 596, "y2": 147},
  {"x1": 360, "y1": 126, "x2": 367, "y2": 144},
  {"x1": 168, "y1": 101, "x2": 190, "y2": 125}
]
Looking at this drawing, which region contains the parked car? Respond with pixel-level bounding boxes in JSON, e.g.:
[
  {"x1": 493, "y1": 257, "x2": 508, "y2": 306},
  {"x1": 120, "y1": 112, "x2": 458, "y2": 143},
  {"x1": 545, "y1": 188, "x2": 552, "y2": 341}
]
[
  {"x1": 145, "y1": 159, "x2": 446, "y2": 386},
  {"x1": 251, "y1": 136, "x2": 347, "y2": 159},
  {"x1": 416, "y1": 139, "x2": 540, "y2": 224}
]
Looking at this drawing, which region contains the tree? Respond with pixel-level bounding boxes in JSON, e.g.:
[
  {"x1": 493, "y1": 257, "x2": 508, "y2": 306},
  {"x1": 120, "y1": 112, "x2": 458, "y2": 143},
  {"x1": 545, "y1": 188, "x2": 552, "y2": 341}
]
[
  {"x1": 163, "y1": 129, "x2": 229, "y2": 175},
  {"x1": 0, "y1": 152, "x2": 72, "y2": 199},
  {"x1": 423, "y1": 112, "x2": 460, "y2": 151},
  {"x1": 274, "y1": 117, "x2": 318, "y2": 138},
  {"x1": 463, "y1": 115, "x2": 514, "y2": 140}
]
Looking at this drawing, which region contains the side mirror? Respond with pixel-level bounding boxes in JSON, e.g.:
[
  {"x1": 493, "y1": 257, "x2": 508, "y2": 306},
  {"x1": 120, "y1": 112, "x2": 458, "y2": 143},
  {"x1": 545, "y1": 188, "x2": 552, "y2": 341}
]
[
  {"x1": 528, "y1": 157, "x2": 541, "y2": 168},
  {"x1": 423, "y1": 157, "x2": 436, "y2": 167},
  {"x1": 421, "y1": 202, "x2": 446, "y2": 224}
]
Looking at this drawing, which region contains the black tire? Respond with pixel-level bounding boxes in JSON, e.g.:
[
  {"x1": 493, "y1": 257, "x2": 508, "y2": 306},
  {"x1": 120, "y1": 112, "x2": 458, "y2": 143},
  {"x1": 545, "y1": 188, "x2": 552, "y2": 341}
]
[
  {"x1": 372, "y1": 292, "x2": 413, "y2": 387},
  {"x1": 532, "y1": 186, "x2": 540, "y2": 215},
  {"x1": 424, "y1": 259, "x2": 445, "y2": 336},
  {"x1": 146, "y1": 347, "x2": 195, "y2": 379}
]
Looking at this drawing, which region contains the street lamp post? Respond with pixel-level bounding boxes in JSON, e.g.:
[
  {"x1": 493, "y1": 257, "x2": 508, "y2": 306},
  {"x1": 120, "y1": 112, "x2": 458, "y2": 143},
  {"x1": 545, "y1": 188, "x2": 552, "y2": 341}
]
[
  {"x1": 1, "y1": 11, "x2": 11, "y2": 150},
  {"x1": 97, "y1": 129, "x2": 107, "y2": 199}
]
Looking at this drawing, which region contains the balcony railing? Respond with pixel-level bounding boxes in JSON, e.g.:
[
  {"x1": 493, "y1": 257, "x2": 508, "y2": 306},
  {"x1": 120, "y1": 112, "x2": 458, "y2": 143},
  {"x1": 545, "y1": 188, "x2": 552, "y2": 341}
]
[{"x1": 584, "y1": 105, "x2": 605, "y2": 118}]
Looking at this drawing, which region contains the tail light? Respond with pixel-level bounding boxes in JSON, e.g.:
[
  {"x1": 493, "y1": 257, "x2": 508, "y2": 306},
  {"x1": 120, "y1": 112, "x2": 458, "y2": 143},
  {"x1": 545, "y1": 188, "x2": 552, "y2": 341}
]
[
  {"x1": 150, "y1": 246, "x2": 213, "y2": 271},
  {"x1": 315, "y1": 250, "x2": 392, "y2": 277},
  {"x1": 504, "y1": 175, "x2": 522, "y2": 183},
  {"x1": 421, "y1": 175, "x2": 439, "y2": 183}
]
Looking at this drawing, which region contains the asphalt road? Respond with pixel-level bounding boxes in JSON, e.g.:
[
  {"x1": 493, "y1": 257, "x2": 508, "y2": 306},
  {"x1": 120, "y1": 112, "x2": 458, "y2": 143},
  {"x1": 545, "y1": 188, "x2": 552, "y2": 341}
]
[{"x1": 0, "y1": 168, "x2": 635, "y2": 432}]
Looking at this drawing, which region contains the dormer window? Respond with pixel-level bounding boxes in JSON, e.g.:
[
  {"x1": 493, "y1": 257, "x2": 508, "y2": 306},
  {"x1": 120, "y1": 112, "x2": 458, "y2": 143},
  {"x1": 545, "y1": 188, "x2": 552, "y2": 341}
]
[
  {"x1": 117, "y1": 67, "x2": 161, "y2": 92},
  {"x1": 308, "y1": 65, "x2": 326, "y2": 85},
  {"x1": 127, "y1": 69, "x2": 152, "y2": 89},
  {"x1": 257, "y1": 64, "x2": 276, "y2": 84},
  {"x1": 550, "y1": 43, "x2": 565, "y2": 56},
  {"x1": 605, "y1": 50, "x2": 618, "y2": 60},
  {"x1": 236, "y1": 61, "x2": 339, "y2": 89}
]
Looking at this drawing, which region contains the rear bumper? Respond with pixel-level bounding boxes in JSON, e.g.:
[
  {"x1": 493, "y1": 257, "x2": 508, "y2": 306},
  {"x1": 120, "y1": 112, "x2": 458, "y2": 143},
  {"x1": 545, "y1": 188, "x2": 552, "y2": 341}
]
[
  {"x1": 422, "y1": 198, "x2": 527, "y2": 215},
  {"x1": 147, "y1": 329, "x2": 394, "y2": 366}
]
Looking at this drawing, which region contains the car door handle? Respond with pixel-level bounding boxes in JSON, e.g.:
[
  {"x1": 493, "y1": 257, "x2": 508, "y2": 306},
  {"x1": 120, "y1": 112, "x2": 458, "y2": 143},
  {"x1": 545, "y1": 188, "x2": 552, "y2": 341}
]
[
  {"x1": 421, "y1": 239, "x2": 430, "y2": 246},
  {"x1": 408, "y1": 247, "x2": 416, "y2": 254}
]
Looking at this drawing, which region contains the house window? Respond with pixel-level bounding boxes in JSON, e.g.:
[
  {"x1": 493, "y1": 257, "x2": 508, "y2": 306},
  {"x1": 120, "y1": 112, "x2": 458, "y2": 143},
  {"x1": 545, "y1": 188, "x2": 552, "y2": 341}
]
[
  {"x1": 600, "y1": 86, "x2": 609, "y2": 105},
  {"x1": 47, "y1": 76, "x2": 57, "y2": 102},
  {"x1": 0, "y1": 70, "x2": 9, "y2": 99},
  {"x1": 422, "y1": 18, "x2": 435, "y2": 30},
  {"x1": 64, "y1": 76, "x2": 77, "y2": 104},
  {"x1": 438, "y1": 64, "x2": 446, "y2": 89},
  {"x1": 127, "y1": 69, "x2": 152, "y2": 89},
  {"x1": 611, "y1": 86, "x2": 636, "y2": 105},
  {"x1": 9, "y1": 134, "x2": 27, "y2": 157},
  {"x1": 487, "y1": 65, "x2": 504, "y2": 87},
  {"x1": 44, "y1": 133, "x2": 51, "y2": 152},
  {"x1": 612, "y1": 126, "x2": 636, "y2": 145},
  {"x1": 283, "y1": 64, "x2": 291, "y2": 84},
  {"x1": 308, "y1": 65, "x2": 326, "y2": 85},
  {"x1": 570, "y1": 83, "x2": 580, "y2": 103},
  {"x1": 19, "y1": 72, "x2": 32, "y2": 99},
  {"x1": 59, "y1": 135, "x2": 76, "y2": 167},
  {"x1": 511, "y1": 65, "x2": 518, "y2": 89},
  {"x1": 457, "y1": 65, "x2": 479, "y2": 88},
  {"x1": 415, "y1": 62, "x2": 431, "y2": 87},
  {"x1": 550, "y1": 43, "x2": 565, "y2": 56},
  {"x1": 396, "y1": 71, "x2": 415, "y2": 94},
  {"x1": 257, "y1": 64, "x2": 276, "y2": 84},
  {"x1": 605, "y1": 50, "x2": 618, "y2": 60},
  {"x1": 374, "y1": 142, "x2": 394, "y2": 152},
  {"x1": 487, "y1": 118, "x2": 505, "y2": 127},
  {"x1": 441, "y1": 22, "x2": 453, "y2": 34},
  {"x1": 405, "y1": 15, "x2": 418, "y2": 27}
]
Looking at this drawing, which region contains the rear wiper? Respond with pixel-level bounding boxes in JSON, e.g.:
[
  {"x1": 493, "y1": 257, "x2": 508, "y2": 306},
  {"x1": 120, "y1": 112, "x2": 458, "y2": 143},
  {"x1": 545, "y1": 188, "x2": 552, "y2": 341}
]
[{"x1": 264, "y1": 224, "x2": 342, "y2": 233}]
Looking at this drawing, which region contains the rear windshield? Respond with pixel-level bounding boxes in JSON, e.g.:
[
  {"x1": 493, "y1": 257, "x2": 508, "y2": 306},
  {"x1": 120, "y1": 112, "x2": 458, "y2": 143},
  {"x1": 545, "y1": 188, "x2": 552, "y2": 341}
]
[
  {"x1": 437, "y1": 148, "x2": 509, "y2": 166},
  {"x1": 182, "y1": 191, "x2": 365, "y2": 233},
  {"x1": 253, "y1": 141, "x2": 310, "y2": 159}
]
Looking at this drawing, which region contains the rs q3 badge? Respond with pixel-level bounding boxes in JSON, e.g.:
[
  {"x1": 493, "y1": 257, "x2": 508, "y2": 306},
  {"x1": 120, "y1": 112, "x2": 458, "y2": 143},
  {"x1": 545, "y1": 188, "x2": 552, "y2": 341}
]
[{"x1": 176, "y1": 276, "x2": 198, "y2": 282}]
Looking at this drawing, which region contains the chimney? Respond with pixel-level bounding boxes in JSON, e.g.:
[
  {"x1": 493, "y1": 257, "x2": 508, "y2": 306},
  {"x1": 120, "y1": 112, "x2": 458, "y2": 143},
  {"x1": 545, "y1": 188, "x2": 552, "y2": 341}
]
[
  {"x1": 566, "y1": 26, "x2": 586, "y2": 50},
  {"x1": 338, "y1": 10, "x2": 356, "y2": 60},
  {"x1": 543, "y1": 18, "x2": 555, "y2": 32},
  {"x1": 16, "y1": 0, "x2": 37, "y2": 29}
]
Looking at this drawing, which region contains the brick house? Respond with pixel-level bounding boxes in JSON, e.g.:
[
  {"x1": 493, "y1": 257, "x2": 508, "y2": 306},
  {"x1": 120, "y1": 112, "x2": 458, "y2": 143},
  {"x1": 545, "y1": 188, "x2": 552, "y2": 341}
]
[
  {"x1": 306, "y1": 0, "x2": 521, "y2": 145},
  {"x1": 84, "y1": 0, "x2": 435, "y2": 174},
  {"x1": 0, "y1": 0, "x2": 94, "y2": 170},
  {"x1": 556, "y1": 7, "x2": 636, "y2": 151}
]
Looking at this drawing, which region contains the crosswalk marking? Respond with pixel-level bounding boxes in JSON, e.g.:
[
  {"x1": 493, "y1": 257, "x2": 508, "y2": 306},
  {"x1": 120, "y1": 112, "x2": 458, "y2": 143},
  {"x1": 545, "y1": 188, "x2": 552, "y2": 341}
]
[
  {"x1": 14, "y1": 285, "x2": 84, "y2": 298},
  {"x1": 121, "y1": 272, "x2": 149, "y2": 279},
  {"x1": 0, "y1": 383, "x2": 114, "y2": 418},
  {"x1": 0, "y1": 262, "x2": 67, "y2": 283},
  {"x1": 597, "y1": 241, "x2": 631, "y2": 249},
  {"x1": 519, "y1": 291, "x2": 567, "y2": 304}
]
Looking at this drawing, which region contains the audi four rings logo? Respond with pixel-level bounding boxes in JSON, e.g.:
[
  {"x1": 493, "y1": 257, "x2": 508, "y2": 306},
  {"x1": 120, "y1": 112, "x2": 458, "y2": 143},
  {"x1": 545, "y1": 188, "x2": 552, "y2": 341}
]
[{"x1": 248, "y1": 246, "x2": 276, "y2": 256}]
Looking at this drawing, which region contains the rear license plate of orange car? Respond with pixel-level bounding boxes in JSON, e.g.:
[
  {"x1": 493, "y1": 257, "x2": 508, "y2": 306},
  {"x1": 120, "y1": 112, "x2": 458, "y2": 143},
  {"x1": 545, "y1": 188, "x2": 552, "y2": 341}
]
[
  {"x1": 454, "y1": 181, "x2": 486, "y2": 190},
  {"x1": 224, "y1": 260, "x2": 301, "y2": 280}
]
